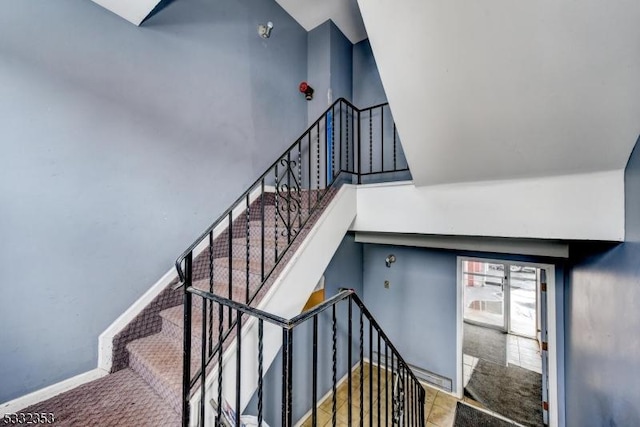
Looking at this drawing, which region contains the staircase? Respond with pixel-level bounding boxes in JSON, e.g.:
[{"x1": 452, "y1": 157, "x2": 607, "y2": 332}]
[
  {"x1": 12, "y1": 99, "x2": 418, "y2": 427},
  {"x1": 125, "y1": 187, "x2": 339, "y2": 416}
]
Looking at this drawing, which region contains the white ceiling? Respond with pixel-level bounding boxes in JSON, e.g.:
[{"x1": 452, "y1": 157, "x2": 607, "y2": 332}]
[
  {"x1": 358, "y1": 0, "x2": 640, "y2": 186},
  {"x1": 90, "y1": 0, "x2": 161, "y2": 25},
  {"x1": 276, "y1": 0, "x2": 367, "y2": 43}
]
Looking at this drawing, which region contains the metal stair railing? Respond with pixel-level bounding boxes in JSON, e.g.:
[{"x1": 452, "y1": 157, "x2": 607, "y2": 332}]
[
  {"x1": 175, "y1": 98, "x2": 411, "y2": 426},
  {"x1": 185, "y1": 288, "x2": 426, "y2": 427}
]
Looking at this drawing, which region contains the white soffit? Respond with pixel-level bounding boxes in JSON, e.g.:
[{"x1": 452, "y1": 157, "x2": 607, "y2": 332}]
[
  {"x1": 358, "y1": 0, "x2": 640, "y2": 186},
  {"x1": 90, "y1": 0, "x2": 162, "y2": 26},
  {"x1": 276, "y1": 0, "x2": 367, "y2": 43}
]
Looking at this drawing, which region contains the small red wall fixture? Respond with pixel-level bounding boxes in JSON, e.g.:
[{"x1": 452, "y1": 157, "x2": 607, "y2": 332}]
[{"x1": 299, "y1": 81, "x2": 314, "y2": 101}]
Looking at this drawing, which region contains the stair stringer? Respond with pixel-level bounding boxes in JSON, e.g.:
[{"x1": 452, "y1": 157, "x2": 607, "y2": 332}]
[{"x1": 188, "y1": 184, "x2": 357, "y2": 426}]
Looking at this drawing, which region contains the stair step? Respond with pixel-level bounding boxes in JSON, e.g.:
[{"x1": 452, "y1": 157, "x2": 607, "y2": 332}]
[
  {"x1": 160, "y1": 305, "x2": 206, "y2": 352},
  {"x1": 127, "y1": 334, "x2": 196, "y2": 413}
]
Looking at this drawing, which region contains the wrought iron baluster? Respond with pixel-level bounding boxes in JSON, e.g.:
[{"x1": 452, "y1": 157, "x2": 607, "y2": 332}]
[
  {"x1": 381, "y1": 106, "x2": 384, "y2": 172},
  {"x1": 359, "y1": 309, "x2": 364, "y2": 427},
  {"x1": 246, "y1": 194, "x2": 250, "y2": 303},
  {"x1": 385, "y1": 342, "x2": 388, "y2": 427},
  {"x1": 274, "y1": 163, "x2": 279, "y2": 262},
  {"x1": 235, "y1": 313, "x2": 242, "y2": 427},
  {"x1": 200, "y1": 296, "x2": 207, "y2": 427},
  {"x1": 307, "y1": 132, "x2": 311, "y2": 222},
  {"x1": 377, "y1": 329, "x2": 381, "y2": 426},
  {"x1": 345, "y1": 106, "x2": 349, "y2": 173},
  {"x1": 324, "y1": 115, "x2": 328, "y2": 193},
  {"x1": 287, "y1": 151, "x2": 291, "y2": 245},
  {"x1": 208, "y1": 232, "x2": 214, "y2": 356},
  {"x1": 227, "y1": 212, "x2": 232, "y2": 327},
  {"x1": 275, "y1": 157, "x2": 301, "y2": 240},
  {"x1": 393, "y1": 123, "x2": 397, "y2": 171},
  {"x1": 260, "y1": 179, "x2": 265, "y2": 282},
  {"x1": 332, "y1": 305, "x2": 337, "y2": 427},
  {"x1": 357, "y1": 109, "x2": 362, "y2": 184},
  {"x1": 339, "y1": 102, "x2": 343, "y2": 173},
  {"x1": 369, "y1": 109, "x2": 373, "y2": 174},
  {"x1": 287, "y1": 329, "x2": 293, "y2": 427},
  {"x1": 391, "y1": 352, "x2": 395, "y2": 425},
  {"x1": 182, "y1": 253, "x2": 193, "y2": 427},
  {"x1": 258, "y1": 320, "x2": 264, "y2": 427},
  {"x1": 331, "y1": 105, "x2": 335, "y2": 181},
  {"x1": 316, "y1": 122, "x2": 320, "y2": 203},
  {"x1": 369, "y1": 321, "x2": 373, "y2": 427},
  {"x1": 348, "y1": 297, "x2": 353, "y2": 427},
  {"x1": 312, "y1": 315, "x2": 318, "y2": 427},
  {"x1": 298, "y1": 141, "x2": 302, "y2": 230},
  {"x1": 216, "y1": 303, "x2": 223, "y2": 426}
]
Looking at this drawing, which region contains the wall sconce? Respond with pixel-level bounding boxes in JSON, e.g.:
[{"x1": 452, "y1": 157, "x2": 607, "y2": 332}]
[
  {"x1": 258, "y1": 21, "x2": 274, "y2": 39},
  {"x1": 385, "y1": 254, "x2": 396, "y2": 268}
]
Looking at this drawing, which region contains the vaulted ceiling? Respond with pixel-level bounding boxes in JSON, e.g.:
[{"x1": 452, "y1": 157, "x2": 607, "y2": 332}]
[{"x1": 91, "y1": 0, "x2": 640, "y2": 187}]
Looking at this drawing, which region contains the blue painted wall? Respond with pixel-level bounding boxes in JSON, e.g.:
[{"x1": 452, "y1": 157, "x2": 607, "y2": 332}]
[
  {"x1": 362, "y1": 245, "x2": 458, "y2": 382},
  {"x1": 307, "y1": 22, "x2": 332, "y2": 122},
  {"x1": 329, "y1": 23, "x2": 353, "y2": 103},
  {"x1": 245, "y1": 233, "x2": 363, "y2": 425},
  {"x1": 352, "y1": 40, "x2": 387, "y2": 107},
  {"x1": 307, "y1": 20, "x2": 353, "y2": 119},
  {"x1": 361, "y1": 244, "x2": 565, "y2": 421},
  {"x1": 565, "y1": 136, "x2": 640, "y2": 426},
  {"x1": 0, "y1": 0, "x2": 308, "y2": 402}
]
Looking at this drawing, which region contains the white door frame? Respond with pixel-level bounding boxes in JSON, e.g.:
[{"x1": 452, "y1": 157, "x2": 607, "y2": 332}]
[{"x1": 456, "y1": 256, "x2": 558, "y2": 427}]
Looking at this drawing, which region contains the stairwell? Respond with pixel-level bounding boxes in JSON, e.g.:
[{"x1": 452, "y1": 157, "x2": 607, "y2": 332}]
[
  {"x1": 9, "y1": 99, "x2": 417, "y2": 427},
  {"x1": 126, "y1": 188, "x2": 339, "y2": 416}
]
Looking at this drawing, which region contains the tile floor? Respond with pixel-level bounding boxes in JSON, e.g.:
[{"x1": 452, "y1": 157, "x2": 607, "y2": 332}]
[
  {"x1": 506, "y1": 334, "x2": 543, "y2": 374},
  {"x1": 299, "y1": 363, "x2": 489, "y2": 427},
  {"x1": 463, "y1": 333, "x2": 542, "y2": 388}
]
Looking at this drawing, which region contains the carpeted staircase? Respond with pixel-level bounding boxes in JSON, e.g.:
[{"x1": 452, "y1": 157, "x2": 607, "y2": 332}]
[{"x1": 16, "y1": 188, "x2": 337, "y2": 427}]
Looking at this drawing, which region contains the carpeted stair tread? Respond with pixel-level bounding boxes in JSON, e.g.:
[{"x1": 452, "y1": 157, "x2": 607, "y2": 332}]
[
  {"x1": 213, "y1": 256, "x2": 274, "y2": 274},
  {"x1": 17, "y1": 368, "x2": 180, "y2": 426},
  {"x1": 159, "y1": 305, "x2": 210, "y2": 349},
  {"x1": 126, "y1": 334, "x2": 198, "y2": 413}
]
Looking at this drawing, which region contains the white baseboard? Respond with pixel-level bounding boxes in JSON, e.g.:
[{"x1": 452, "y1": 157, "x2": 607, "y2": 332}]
[{"x1": 0, "y1": 369, "x2": 108, "y2": 414}]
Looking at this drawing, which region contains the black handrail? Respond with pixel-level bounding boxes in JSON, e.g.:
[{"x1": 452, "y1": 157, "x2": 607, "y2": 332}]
[
  {"x1": 176, "y1": 98, "x2": 413, "y2": 426},
  {"x1": 175, "y1": 97, "x2": 360, "y2": 282},
  {"x1": 185, "y1": 287, "x2": 426, "y2": 427},
  {"x1": 175, "y1": 98, "x2": 408, "y2": 282}
]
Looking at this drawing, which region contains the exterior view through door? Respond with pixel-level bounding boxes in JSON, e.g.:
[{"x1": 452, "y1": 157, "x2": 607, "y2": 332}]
[{"x1": 461, "y1": 258, "x2": 547, "y2": 426}]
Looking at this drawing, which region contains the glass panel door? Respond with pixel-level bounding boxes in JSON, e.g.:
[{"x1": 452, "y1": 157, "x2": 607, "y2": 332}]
[
  {"x1": 508, "y1": 264, "x2": 538, "y2": 337},
  {"x1": 462, "y1": 260, "x2": 506, "y2": 329}
]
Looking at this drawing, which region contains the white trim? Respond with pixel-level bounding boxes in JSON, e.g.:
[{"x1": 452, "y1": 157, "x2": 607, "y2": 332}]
[
  {"x1": 98, "y1": 267, "x2": 178, "y2": 372},
  {"x1": 354, "y1": 232, "x2": 570, "y2": 258},
  {"x1": 0, "y1": 369, "x2": 108, "y2": 414},
  {"x1": 456, "y1": 256, "x2": 559, "y2": 427},
  {"x1": 98, "y1": 186, "x2": 275, "y2": 372}
]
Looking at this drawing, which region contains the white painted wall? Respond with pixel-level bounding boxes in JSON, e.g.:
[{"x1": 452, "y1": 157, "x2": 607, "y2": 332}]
[
  {"x1": 351, "y1": 171, "x2": 625, "y2": 241},
  {"x1": 358, "y1": 0, "x2": 640, "y2": 186},
  {"x1": 276, "y1": 0, "x2": 367, "y2": 43},
  {"x1": 90, "y1": 0, "x2": 161, "y2": 25}
]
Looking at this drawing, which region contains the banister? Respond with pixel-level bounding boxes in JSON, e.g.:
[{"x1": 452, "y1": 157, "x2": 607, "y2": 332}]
[{"x1": 175, "y1": 98, "x2": 389, "y2": 282}]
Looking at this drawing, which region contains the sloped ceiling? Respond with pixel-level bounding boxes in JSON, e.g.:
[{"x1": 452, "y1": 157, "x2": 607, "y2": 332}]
[
  {"x1": 276, "y1": 0, "x2": 367, "y2": 43},
  {"x1": 358, "y1": 0, "x2": 640, "y2": 186},
  {"x1": 90, "y1": 0, "x2": 163, "y2": 25}
]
